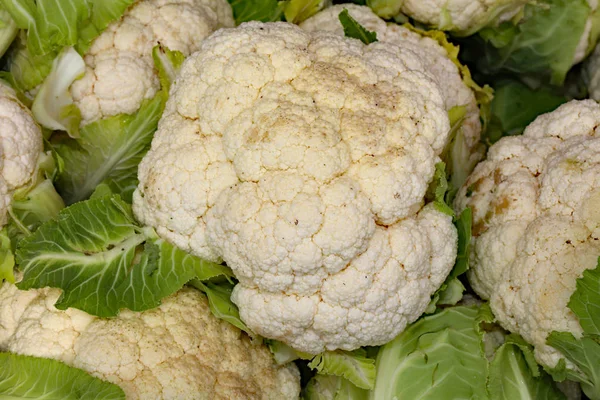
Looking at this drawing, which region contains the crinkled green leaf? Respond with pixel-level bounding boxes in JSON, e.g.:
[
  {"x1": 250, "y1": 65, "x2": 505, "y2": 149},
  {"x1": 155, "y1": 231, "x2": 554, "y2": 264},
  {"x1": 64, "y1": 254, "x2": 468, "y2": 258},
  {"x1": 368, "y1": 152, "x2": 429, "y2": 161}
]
[
  {"x1": 454, "y1": 207, "x2": 472, "y2": 278},
  {"x1": 227, "y1": 0, "x2": 284, "y2": 23},
  {"x1": 429, "y1": 161, "x2": 454, "y2": 216},
  {"x1": 471, "y1": 0, "x2": 591, "y2": 85},
  {"x1": 284, "y1": 0, "x2": 328, "y2": 23},
  {"x1": 304, "y1": 375, "x2": 369, "y2": 400},
  {"x1": 489, "y1": 338, "x2": 565, "y2": 400},
  {"x1": 426, "y1": 208, "x2": 471, "y2": 313},
  {"x1": 309, "y1": 350, "x2": 376, "y2": 390},
  {"x1": 370, "y1": 306, "x2": 489, "y2": 400},
  {"x1": 2, "y1": 0, "x2": 134, "y2": 90},
  {"x1": 1, "y1": 0, "x2": 134, "y2": 56},
  {"x1": 16, "y1": 195, "x2": 233, "y2": 317},
  {"x1": 268, "y1": 340, "x2": 300, "y2": 365},
  {"x1": 0, "y1": 4, "x2": 17, "y2": 58},
  {"x1": 151, "y1": 44, "x2": 185, "y2": 94},
  {"x1": 8, "y1": 34, "x2": 56, "y2": 91},
  {"x1": 189, "y1": 279, "x2": 250, "y2": 334},
  {"x1": 0, "y1": 228, "x2": 15, "y2": 283},
  {"x1": 484, "y1": 80, "x2": 567, "y2": 145},
  {"x1": 568, "y1": 258, "x2": 600, "y2": 335},
  {"x1": 338, "y1": 9, "x2": 377, "y2": 44},
  {"x1": 7, "y1": 152, "x2": 65, "y2": 248},
  {"x1": 547, "y1": 332, "x2": 600, "y2": 400},
  {"x1": 52, "y1": 93, "x2": 164, "y2": 204},
  {"x1": 0, "y1": 352, "x2": 126, "y2": 399},
  {"x1": 31, "y1": 46, "x2": 84, "y2": 137}
]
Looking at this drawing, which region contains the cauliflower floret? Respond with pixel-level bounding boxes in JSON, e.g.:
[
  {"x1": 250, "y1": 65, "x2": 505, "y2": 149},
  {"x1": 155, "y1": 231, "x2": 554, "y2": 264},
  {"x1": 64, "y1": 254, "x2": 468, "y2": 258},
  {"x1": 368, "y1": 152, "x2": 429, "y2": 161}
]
[
  {"x1": 0, "y1": 81, "x2": 42, "y2": 227},
  {"x1": 301, "y1": 4, "x2": 482, "y2": 161},
  {"x1": 0, "y1": 282, "x2": 300, "y2": 400},
  {"x1": 133, "y1": 21, "x2": 458, "y2": 354},
  {"x1": 455, "y1": 99, "x2": 600, "y2": 368},
  {"x1": 71, "y1": 0, "x2": 234, "y2": 126},
  {"x1": 369, "y1": 0, "x2": 528, "y2": 34}
]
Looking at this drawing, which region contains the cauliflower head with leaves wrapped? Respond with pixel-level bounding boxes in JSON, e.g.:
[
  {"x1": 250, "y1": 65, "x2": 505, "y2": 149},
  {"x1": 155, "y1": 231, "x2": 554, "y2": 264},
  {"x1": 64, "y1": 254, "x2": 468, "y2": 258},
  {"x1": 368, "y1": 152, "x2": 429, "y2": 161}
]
[
  {"x1": 71, "y1": 0, "x2": 234, "y2": 126},
  {"x1": 132, "y1": 21, "x2": 459, "y2": 354},
  {"x1": 455, "y1": 100, "x2": 600, "y2": 369},
  {"x1": 0, "y1": 282, "x2": 300, "y2": 400}
]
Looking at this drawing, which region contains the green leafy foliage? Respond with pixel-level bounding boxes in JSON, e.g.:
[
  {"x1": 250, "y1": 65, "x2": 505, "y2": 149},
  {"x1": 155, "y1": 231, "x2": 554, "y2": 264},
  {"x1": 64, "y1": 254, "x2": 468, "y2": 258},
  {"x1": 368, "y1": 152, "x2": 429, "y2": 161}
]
[
  {"x1": 568, "y1": 261, "x2": 600, "y2": 335},
  {"x1": 151, "y1": 44, "x2": 185, "y2": 93},
  {"x1": 465, "y1": 0, "x2": 593, "y2": 85},
  {"x1": 429, "y1": 162, "x2": 454, "y2": 216},
  {"x1": 547, "y1": 259, "x2": 600, "y2": 399},
  {"x1": 547, "y1": 333, "x2": 600, "y2": 399},
  {"x1": 227, "y1": 0, "x2": 284, "y2": 24},
  {"x1": 2, "y1": 0, "x2": 135, "y2": 91},
  {"x1": 489, "y1": 336, "x2": 565, "y2": 399},
  {"x1": 0, "y1": 228, "x2": 15, "y2": 283},
  {"x1": 31, "y1": 46, "x2": 84, "y2": 137},
  {"x1": 189, "y1": 279, "x2": 250, "y2": 334},
  {"x1": 484, "y1": 80, "x2": 568, "y2": 145},
  {"x1": 0, "y1": 4, "x2": 17, "y2": 58},
  {"x1": 304, "y1": 375, "x2": 369, "y2": 400},
  {"x1": 7, "y1": 152, "x2": 65, "y2": 248},
  {"x1": 16, "y1": 195, "x2": 233, "y2": 317},
  {"x1": 52, "y1": 93, "x2": 164, "y2": 204},
  {"x1": 371, "y1": 305, "x2": 492, "y2": 399},
  {"x1": 338, "y1": 9, "x2": 377, "y2": 44},
  {"x1": 0, "y1": 352, "x2": 126, "y2": 399},
  {"x1": 308, "y1": 349, "x2": 377, "y2": 390},
  {"x1": 284, "y1": 0, "x2": 328, "y2": 23}
]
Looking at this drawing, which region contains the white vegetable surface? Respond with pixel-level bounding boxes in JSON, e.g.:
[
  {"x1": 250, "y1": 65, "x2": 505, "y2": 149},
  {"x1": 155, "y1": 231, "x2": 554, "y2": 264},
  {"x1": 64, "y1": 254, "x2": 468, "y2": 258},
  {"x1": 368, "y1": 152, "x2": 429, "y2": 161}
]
[
  {"x1": 0, "y1": 282, "x2": 301, "y2": 400},
  {"x1": 133, "y1": 21, "x2": 458, "y2": 354},
  {"x1": 455, "y1": 99, "x2": 600, "y2": 369}
]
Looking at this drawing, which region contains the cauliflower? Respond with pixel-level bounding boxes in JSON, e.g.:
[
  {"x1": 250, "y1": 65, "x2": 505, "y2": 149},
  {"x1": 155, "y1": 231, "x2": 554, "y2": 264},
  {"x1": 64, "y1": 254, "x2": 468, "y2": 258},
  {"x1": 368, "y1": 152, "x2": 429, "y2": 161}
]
[
  {"x1": 301, "y1": 4, "x2": 484, "y2": 181},
  {"x1": 0, "y1": 281, "x2": 301, "y2": 400},
  {"x1": 71, "y1": 0, "x2": 234, "y2": 126},
  {"x1": 368, "y1": 0, "x2": 528, "y2": 35},
  {"x1": 454, "y1": 100, "x2": 600, "y2": 368},
  {"x1": 0, "y1": 81, "x2": 43, "y2": 227},
  {"x1": 132, "y1": 21, "x2": 458, "y2": 354}
]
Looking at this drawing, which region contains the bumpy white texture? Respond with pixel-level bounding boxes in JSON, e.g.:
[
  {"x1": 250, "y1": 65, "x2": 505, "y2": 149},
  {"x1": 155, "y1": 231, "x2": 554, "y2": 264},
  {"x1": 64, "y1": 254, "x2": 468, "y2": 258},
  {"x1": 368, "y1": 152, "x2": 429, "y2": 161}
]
[
  {"x1": 133, "y1": 22, "x2": 458, "y2": 354},
  {"x1": 455, "y1": 100, "x2": 600, "y2": 369},
  {"x1": 301, "y1": 4, "x2": 481, "y2": 155},
  {"x1": 0, "y1": 283, "x2": 301, "y2": 400},
  {"x1": 71, "y1": 0, "x2": 234, "y2": 126},
  {"x1": 0, "y1": 81, "x2": 42, "y2": 227},
  {"x1": 388, "y1": 0, "x2": 527, "y2": 34}
]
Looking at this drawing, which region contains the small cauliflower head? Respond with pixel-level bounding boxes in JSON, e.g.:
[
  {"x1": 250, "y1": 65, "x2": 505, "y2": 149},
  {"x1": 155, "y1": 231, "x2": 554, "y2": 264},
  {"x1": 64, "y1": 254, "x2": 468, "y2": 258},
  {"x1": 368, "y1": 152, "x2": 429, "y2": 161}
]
[
  {"x1": 301, "y1": 4, "x2": 483, "y2": 176},
  {"x1": 455, "y1": 100, "x2": 600, "y2": 368},
  {"x1": 368, "y1": 0, "x2": 528, "y2": 35},
  {"x1": 0, "y1": 282, "x2": 300, "y2": 400},
  {"x1": 0, "y1": 81, "x2": 42, "y2": 227},
  {"x1": 133, "y1": 21, "x2": 458, "y2": 354},
  {"x1": 71, "y1": 0, "x2": 234, "y2": 126}
]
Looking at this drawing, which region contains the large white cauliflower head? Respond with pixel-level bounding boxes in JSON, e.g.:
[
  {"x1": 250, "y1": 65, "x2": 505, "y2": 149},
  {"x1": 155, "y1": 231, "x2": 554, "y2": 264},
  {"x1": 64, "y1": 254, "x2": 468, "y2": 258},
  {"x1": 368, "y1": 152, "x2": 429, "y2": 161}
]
[
  {"x1": 0, "y1": 282, "x2": 300, "y2": 400},
  {"x1": 455, "y1": 100, "x2": 600, "y2": 368},
  {"x1": 0, "y1": 81, "x2": 42, "y2": 227},
  {"x1": 71, "y1": 0, "x2": 234, "y2": 126},
  {"x1": 133, "y1": 21, "x2": 458, "y2": 354}
]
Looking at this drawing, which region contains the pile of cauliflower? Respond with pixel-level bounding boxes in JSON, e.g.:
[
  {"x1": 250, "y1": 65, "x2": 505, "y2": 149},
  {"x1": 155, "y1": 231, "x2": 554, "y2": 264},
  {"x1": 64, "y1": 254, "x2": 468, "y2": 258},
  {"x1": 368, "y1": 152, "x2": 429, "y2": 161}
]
[{"x1": 1, "y1": 0, "x2": 600, "y2": 399}]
